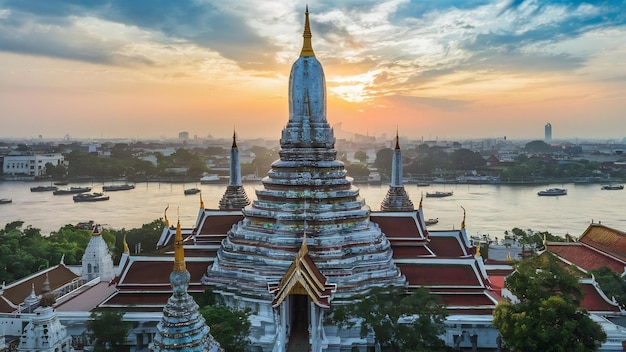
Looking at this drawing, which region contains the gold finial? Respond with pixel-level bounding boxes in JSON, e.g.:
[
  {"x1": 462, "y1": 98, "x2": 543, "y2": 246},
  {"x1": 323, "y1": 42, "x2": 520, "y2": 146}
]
[
  {"x1": 395, "y1": 128, "x2": 400, "y2": 150},
  {"x1": 164, "y1": 205, "x2": 170, "y2": 227},
  {"x1": 475, "y1": 239, "x2": 481, "y2": 258},
  {"x1": 419, "y1": 193, "x2": 423, "y2": 208},
  {"x1": 200, "y1": 193, "x2": 205, "y2": 209},
  {"x1": 173, "y1": 220, "x2": 186, "y2": 272},
  {"x1": 461, "y1": 206, "x2": 466, "y2": 229},
  {"x1": 300, "y1": 232, "x2": 309, "y2": 257},
  {"x1": 506, "y1": 252, "x2": 512, "y2": 262},
  {"x1": 123, "y1": 232, "x2": 130, "y2": 254},
  {"x1": 232, "y1": 129, "x2": 237, "y2": 149},
  {"x1": 543, "y1": 233, "x2": 547, "y2": 246},
  {"x1": 300, "y1": 6, "x2": 316, "y2": 57}
]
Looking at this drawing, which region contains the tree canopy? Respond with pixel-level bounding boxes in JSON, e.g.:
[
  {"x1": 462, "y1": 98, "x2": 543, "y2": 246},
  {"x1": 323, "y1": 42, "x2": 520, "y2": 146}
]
[
  {"x1": 198, "y1": 289, "x2": 251, "y2": 352},
  {"x1": 329, "y1": 286, "x2": 448, "y2": 351},
  {"x1": 86, "y1": 310, "x2": 130, "y2": 352},
  {"x1": 0, "y1": 222, "x2": 111, "y2": 283},
  {"x1": 493, "y1": 254, "x2": 606, "y2": 351}
]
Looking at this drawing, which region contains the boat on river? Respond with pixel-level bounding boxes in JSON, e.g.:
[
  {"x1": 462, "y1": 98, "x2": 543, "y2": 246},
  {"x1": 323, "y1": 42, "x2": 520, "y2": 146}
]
[
  {"x1": 73, "y1": 192, "x2": 110, "y2": 202},
  {"x1": 537, "y1": 188, "x2": 567, "y2": 196},
  {"x1": 425, "y1": 218, "x2": 439, "y2": 226},
  {"x1": 53, "y1": 187, "x2": 92, "y2": 195},
  {"x1": 30, "y1": 185, "x2": 58, "y2": 192},
  {"x1": 601, "y1": 184, "x2": 624, "y2": 190},
  {"x1": 102, "y1": 184, "x2": 135, "y2": 192},
  {"x1": 0, "y1": 198, "x2": 12, "y2": 204},
  {"x1": 426, "y1": 191, "x2": 453, "y2": 198},
  {"x1": 184, "y1": 188, "x2": 201, "y2": 195},
  {"x1": 200, "y1": 175, "x2": 224, "y2": 184}
]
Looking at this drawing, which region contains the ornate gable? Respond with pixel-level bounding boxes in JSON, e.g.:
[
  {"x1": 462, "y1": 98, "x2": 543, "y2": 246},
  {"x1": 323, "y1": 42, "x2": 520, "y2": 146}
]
[{"x1": 268, "y1": 236, "x2": 336, "y2": 308}]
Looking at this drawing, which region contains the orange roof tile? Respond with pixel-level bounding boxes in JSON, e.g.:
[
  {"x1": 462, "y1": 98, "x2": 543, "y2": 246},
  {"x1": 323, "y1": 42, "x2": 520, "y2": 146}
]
[
  {"x1": 547, "y1": 242, "x2": 626, "y2": 273},
  {"x1": 579, "y1": 223, "x2": 626, "y2": 262}
]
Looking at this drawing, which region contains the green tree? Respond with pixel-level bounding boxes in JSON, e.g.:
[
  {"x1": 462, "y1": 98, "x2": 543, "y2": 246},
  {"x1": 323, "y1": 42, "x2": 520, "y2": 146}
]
[
  {"x1": 450, "y1": 148, "x2": 486, "y2": 170},
  {"x1": 198, "y1": 289, "x2": 251, "y2": 352},
  {"x1": 329, "y1": 286, "x2": 447, "y2": 351},
  {"x1": 374, "y1": 148, "x2": 394, "y2": 178},
  {"x1": 525, "y1": 140, "x2": 553, "y2": 153},
  {"x1": 589, "y1": 266, "x2": 626, "y2": 309},
  {"x1": 344, "y1": 162, "x2": 370, "y2": 178},
  {"x1": 354, "y1": 150, "x2": 368, "y2": 163},
  {"x1": 86, "y1": 311, "x2": 130, "y2": 352},
  {"x1": 493, "y1": 255, "x2": 606, "y2": 351}
]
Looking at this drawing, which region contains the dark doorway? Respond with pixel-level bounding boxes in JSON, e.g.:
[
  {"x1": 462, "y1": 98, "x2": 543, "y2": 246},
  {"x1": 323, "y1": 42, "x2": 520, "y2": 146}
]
[{"x1": 287, "y1": 294, "x2": 310, "y2": 351}]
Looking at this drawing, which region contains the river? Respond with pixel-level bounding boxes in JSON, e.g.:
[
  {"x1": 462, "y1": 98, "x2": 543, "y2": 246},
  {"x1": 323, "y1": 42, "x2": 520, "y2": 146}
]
[{"x1": 1, "y1": 180, "x2": 624, "y2": 240}]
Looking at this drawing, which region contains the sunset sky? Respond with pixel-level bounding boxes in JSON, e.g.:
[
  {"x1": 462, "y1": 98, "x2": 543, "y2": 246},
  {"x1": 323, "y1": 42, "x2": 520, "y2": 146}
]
[{"x1": 1, "y1": 0, "x2": 625, "y2": 141}]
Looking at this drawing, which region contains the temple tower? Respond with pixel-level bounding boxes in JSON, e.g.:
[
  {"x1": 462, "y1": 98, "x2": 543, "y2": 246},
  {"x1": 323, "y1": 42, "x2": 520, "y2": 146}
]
[
  {"x1": 380, "y1": 132, "x2": 414, "y2": 211},
  {"x1": 151, "y1": 221, "x2": 222, "y2": 352},
  {"x1": 81, "y1": 224, "x2": 114, "y2": 282},
  {"x1": 218, "y1": 131, "x2": 250, "y2": 210},
  {"x1": 17, "y1": 274, "x2": 73, "y2": 352},
  {"x1": 203, "y1": 7, "x2": 405, "y2": 350}
]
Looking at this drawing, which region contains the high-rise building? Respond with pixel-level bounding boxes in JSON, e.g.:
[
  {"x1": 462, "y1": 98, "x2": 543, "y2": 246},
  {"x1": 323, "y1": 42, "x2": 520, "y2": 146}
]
[{"x1": 545, "y1": 122, "x2": 552, "y2": 142}]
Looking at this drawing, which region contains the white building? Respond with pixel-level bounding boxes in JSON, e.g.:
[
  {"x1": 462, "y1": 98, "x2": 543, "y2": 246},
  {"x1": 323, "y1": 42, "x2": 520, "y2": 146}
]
[{"x1": 2, "y1": 152, "x2": 65, "y2": 177}]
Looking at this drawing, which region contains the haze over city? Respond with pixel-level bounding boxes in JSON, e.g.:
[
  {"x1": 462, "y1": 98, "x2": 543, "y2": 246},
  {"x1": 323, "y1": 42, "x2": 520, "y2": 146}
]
[{"x1": 1, "y1": 0, "x2": 625, "y2": 141}]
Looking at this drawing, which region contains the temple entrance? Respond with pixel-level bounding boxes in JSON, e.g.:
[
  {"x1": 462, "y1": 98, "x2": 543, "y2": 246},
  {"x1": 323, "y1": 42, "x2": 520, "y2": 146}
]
[{"x1": 287, "y1": 294, "x2": 310, "y2": 351}]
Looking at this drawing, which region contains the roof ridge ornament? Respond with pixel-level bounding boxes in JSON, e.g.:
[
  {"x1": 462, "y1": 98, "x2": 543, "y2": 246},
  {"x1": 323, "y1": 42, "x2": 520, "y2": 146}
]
[
  {"x1": 300, "y1": 6, "x2": 315, "y2": 57},
  {"x1": 173, "y1": 219, "x2": 186, "y2": 272}
]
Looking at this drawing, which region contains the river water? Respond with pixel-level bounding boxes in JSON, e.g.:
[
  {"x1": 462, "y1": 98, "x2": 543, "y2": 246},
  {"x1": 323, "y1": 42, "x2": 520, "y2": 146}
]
[{"x1": 1, "y1": 181, "x2": 624, "y2": 240}]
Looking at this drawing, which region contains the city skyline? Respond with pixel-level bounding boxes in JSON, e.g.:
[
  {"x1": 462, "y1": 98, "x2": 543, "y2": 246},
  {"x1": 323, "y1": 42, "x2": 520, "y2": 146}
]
[{"x1": 1, "y1": 0, "x2": 625, "y2": 141}]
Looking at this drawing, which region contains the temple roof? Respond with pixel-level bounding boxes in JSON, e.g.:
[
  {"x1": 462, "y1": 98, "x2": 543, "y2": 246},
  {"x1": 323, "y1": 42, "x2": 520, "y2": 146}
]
[
  {"x1": 578, "y1": 222, "x2": 626, "y2": 262},
  {"x1": 0, "y1": 264, "x2": 79, "y2": 312},
  {"x1": 268, "y1": 235, "x2": 336, "y2": 308},
  {"x1": 546, "y1": 242, "x2": 626, "y2": 274}
]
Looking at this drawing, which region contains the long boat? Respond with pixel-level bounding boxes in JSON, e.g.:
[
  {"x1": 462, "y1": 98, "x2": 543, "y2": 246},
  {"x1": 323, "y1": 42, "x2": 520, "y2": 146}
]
[
  {"x1": 73, "y1": 192, "x2": 110, "y2": 202},
  {"x1": 53, "y1": 187, "x2": 92, "y2": 195},
  {"x1": 537, "y1": 188, "x2": 567, "y2": 196},
  {"x1": 601, "y1": 184, "x2": 624, "y2": 190},
  {"x1": 184, "y1": 188, "x2": 201, "y2": 195},
  {"x1": 30, "y1": 185, "x2": 59, "y2": 192},
  {"x1": 426, "y1": 191, "x2": 453, "y2": 198},
  {"x1": 102, "y1": 184, "x2": 135, "y2": 192},
  {"x1": 0, "y1": 198, "x2": 12, "y2": 204}
]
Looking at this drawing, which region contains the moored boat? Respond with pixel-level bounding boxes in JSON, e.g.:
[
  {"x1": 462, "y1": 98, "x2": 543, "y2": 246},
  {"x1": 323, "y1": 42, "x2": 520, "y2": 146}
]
[
  {"x1": 0, "y1": 198, "x2": 12, "y2": 204},
  {"x1": 426, "y1": 191, "x2": 453, "y2": 198},
  {"x1": 73, "y1": 192, "x2": 110, "y2": 202},
  {"x1": 537, "y1": 188, "x2": 567, "y2": 196},
  {"x1": 200, "y1": 175, "x2": 224, "y2": 184},
  {"x1": 601, "y1": 184, "x2": 624, "y2": 190},
  {"x1": 53, "y1": 186, "x2": 92, "y2": 195},
  {"x1": 425, "y1": 218, "x2": 439, "y2": 226},
  {"x1": 184, "y1": 188, "x2": 201, "y2": 195},
  {"x1": 102, "y1": 184, "x2": 135, "y2": 192},
  {"x1": 30, "y1": 185, "x2": 59, "y2": 192}
]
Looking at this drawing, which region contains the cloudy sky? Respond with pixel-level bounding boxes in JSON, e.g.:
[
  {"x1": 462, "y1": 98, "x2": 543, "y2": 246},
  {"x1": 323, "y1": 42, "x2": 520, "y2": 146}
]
[{"x1": 1, "y1": 0, "x2": 625, "y2": 141}]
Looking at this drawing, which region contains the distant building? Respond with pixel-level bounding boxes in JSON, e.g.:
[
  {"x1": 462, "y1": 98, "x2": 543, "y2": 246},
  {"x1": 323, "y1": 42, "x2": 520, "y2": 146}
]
[
  {"x1": 545, "y1": 122, "x2": 552, "y2": 142},
  {"x1": 2, "y1": 152, "x2": 65, "y2": 177},
  {"x1": 178, "y1": 131, "x2": 189, "y2": 140}
]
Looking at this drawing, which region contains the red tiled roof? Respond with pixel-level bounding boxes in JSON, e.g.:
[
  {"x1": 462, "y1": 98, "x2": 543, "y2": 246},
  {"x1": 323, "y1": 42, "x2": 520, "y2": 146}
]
[
  {"x1": 0, "y1": 296, "x2": 16, "y2": 313},
  {"x1": 198, "y1": 214, "x2": 243, "y2": 234},
  {"x1": 391, "y1": 245, "x2": 433, "y2": 258},
  {"x1": 118, "y1": 260, "x2": 210, "y2": 286},
  {"x1": 2, "y1": 265, "x2": 80, "y2": 306},
  {"x1": 580, "y1": 282, "x2": 621, "y2": 313},
  {"x1": 427, "y1": 236, "x2": 467, "y2": 257},
  {"x1": 579, "y1": 223, "x2": 626, "y2": 262},
  {"x1": 398, "y1": 263, "x2": 482, "y2": 287},
  {"x1": 101, "y1": 292, "x2": 171, "y2": 308},
  {"x1": 547, "y1": 243, "x2": 626, "y2": 273},
  {"x1": 370, "y1": 213, "x2": 425, "y2": 240}
]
